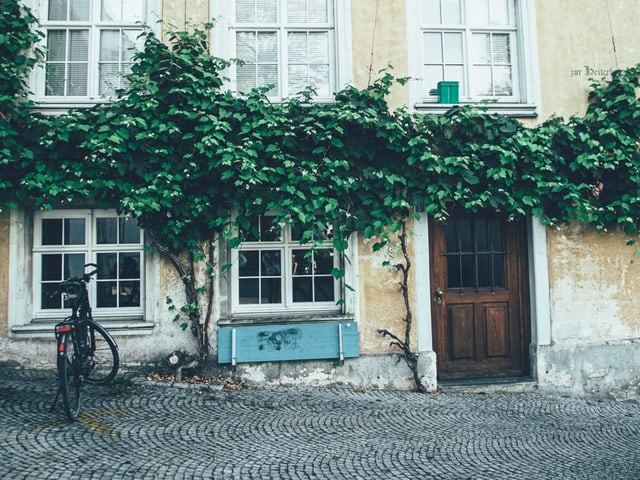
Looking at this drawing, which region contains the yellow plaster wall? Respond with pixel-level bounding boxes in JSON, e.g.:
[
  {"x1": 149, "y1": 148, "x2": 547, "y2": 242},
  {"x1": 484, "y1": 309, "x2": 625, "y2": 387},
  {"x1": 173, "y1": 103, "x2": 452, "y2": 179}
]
[
  {"x1": 0, "y1": 211, "x2": 8, "y2": 338},
  {"x1": 350, "y1": 0, "x2": 409, "y2": 109},
  {"x1": 547, "y1": 224, "x2": 640, "y2": 344},
  {"x1": 535, "y1": 0, "x2": 640, "y2": 120}
]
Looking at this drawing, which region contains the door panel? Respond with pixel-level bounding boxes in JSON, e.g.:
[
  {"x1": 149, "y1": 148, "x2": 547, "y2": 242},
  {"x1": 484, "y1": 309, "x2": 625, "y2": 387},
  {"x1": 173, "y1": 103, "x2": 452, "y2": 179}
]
[{"x1": 430, "y1": 214, "x2": 530, "y2": 380}]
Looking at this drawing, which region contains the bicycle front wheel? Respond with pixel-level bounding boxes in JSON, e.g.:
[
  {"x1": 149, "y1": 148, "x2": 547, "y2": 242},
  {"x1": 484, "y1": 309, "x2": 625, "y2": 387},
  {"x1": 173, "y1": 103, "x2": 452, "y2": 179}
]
[
  {"x1": 85, "y1": 321, "x2": 119, "y2": 384},
  {"x1": 58, "y1": 334, "x2": 81, "y2": 421}
]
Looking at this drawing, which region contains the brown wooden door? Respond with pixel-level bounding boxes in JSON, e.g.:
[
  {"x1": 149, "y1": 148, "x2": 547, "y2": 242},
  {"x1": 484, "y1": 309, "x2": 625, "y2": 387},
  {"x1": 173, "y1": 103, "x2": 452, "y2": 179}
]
[{"x1": 429, "y1": 213, "x2": 530, "y2": 380}]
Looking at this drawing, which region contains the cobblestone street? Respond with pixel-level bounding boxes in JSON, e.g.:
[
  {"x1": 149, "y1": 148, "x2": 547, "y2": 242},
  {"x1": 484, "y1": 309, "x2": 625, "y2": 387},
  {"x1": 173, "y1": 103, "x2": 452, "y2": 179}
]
[{"x1": 1, "y1": 362, "x2": 639, "y2": 479}]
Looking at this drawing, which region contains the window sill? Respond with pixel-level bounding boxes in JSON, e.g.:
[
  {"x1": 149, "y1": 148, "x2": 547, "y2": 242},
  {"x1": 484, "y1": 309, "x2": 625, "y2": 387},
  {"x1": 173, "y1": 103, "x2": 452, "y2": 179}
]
[
  {"x1": 414, "y1": 102, "x2": 539, "y2": 118},
  {"x1": 11, "y1": 320, "x2": 155, "y2": 338},
  {"x1": 218, "y1": 314, "x2": 354, "y2": 327}
]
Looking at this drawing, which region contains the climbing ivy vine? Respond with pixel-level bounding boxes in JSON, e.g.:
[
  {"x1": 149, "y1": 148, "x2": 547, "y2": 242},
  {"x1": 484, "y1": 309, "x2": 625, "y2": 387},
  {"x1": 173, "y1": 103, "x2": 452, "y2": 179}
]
[{"x1": 1, "y1": 3, "x2": 640, "y2": 386}]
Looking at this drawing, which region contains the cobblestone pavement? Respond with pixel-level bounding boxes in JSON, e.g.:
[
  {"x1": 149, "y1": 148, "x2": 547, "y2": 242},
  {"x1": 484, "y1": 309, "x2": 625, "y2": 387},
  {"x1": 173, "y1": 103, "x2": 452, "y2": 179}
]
[{"x1": 1, "y1": 362, "x2": 640, "y2": 480}]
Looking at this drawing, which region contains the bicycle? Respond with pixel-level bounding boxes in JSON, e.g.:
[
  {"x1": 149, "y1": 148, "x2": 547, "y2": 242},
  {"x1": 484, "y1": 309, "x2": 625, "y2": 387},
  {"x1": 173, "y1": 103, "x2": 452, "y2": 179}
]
[{"x1": 50, "y1": 263, "x2": 120, "y2": 422}]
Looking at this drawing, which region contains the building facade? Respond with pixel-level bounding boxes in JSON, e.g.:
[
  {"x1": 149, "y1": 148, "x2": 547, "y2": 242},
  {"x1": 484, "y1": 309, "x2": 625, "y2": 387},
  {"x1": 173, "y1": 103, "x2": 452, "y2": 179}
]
[{"x1": 2, "y1": 0, "x2": 640, "y2": 397}]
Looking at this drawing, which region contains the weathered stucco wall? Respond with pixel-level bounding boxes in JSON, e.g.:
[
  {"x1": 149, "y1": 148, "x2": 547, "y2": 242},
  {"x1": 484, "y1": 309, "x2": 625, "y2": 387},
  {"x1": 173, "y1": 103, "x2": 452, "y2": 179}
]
[
  {"x1": 350, "y1": 0, "x2": 408, "y2": 108},
  {"x1": 0, "y1": 211, "x2": 9, "y2": 338},
  {"x1": 535, "y1": 0, "x2": 640, "y2": 120}
]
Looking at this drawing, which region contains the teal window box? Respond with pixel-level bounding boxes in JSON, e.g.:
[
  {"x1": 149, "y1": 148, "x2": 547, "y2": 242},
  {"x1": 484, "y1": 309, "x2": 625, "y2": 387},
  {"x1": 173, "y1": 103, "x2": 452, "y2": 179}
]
[
  {"x1": 438, "y1": 81, "x2": 459, "y2": 104},
  {"x1": 217, "y1": 321, "x2": 359, "y2": 366}
]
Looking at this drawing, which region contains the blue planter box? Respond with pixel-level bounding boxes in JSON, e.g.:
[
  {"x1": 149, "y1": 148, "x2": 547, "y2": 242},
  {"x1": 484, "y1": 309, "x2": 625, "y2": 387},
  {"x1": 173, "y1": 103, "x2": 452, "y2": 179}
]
[{"x1": 217, "y1": 321, "x2": 359, "y2": 365}]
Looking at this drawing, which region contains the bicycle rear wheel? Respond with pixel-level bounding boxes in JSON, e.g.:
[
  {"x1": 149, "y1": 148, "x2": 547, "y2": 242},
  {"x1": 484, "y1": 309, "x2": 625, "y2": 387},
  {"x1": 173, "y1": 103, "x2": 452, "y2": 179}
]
[
  {"x1": 58, "y1": 334, "x2": 81, "y2": 421},
  {"x1": 85, "y1": 321, "x2": 119, "y2": 384}
]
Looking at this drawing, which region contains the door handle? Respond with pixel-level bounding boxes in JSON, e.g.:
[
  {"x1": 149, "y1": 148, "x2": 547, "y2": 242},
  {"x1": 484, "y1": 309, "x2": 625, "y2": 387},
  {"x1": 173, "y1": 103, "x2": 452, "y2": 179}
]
[{"x1": 435, "y1": 287, "x2": 443, "y2": 305}]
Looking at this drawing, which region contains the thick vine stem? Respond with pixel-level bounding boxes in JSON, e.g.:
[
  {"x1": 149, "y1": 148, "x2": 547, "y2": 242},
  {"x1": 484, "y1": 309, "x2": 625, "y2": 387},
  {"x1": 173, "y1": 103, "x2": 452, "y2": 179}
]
[{"x1": 377, "y1": 220, "x2": 427, "y2": 393}]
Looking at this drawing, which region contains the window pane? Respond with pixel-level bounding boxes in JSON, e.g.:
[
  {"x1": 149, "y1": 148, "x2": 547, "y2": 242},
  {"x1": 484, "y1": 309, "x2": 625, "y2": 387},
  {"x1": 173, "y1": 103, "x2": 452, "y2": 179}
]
[
  {"x1": 314, "y1": 249, "x2": 334, "y2": 274},
  {"x1": 120, "y1": 218, "x2": 141, "y2": 243},
  {"x1": 292, "y1": 277, "x2": 312, "y2": 302},
  {"x1": 45, "y1": 64, "x2": 65, "y2": 96},
  {"x1": 309, "y1": 64, "x2": 329, "y2": 96},
  {"x1": 424, "y1": 32, "x2": 442, "y2": 63},
  {"x1": 314, "y1": 277, "x2": 334, "y2": 301},
  {"x1": 67, "y1": 63, "x2": 88, "y2": 95},
  {"x1": 97, "y1": 252, "x2": 117, "y2": 279},
  {"x1": 442, "y1": 0, "x2": 461, "y2": 24},
  {"x1": 239, "y1": 278, "x2": 259, "y2": 304},
  {"x1": 102, "y1": 0, "x2": 144, "y2": 22},
  {"x1": 42, "y1": 284, "x2": 61, "y2": 309},
  {"x1": 494, "y1": 65, "x2": 513, "y2": 95},
  {"x1": 471, "y1": 65, "x2": 492, "y2": 95},
  {"x1": 308, "y1": 32, "x2": 329, "y2": 63},
  {"x1": 288, "y1": 64, "x2": 307, "y2": 94},
  {"x1": 288, "y1": 0, "x2": 328, "y2": 23},
  {"x1": 119, "y1": 281, "x2": 140, "y2": 306},
  {"x1": 42, "y1": 219, "x2": 63, "y2": 245},
  {"x1": 421, "y1": 0, "x2": 441, "y2": 24},
  {"x1": 467, "y1": 0, "x2": 489, "y2": 25},
  {"x1": 424, "y1": 65, "x2": 444, "y2": 93},
  {"x1": 257, "y1": 32, "x2": 278, "y2": 62},
  {"x1": 258, "y1": 65, "x2": 278, "y2": 95},
  {"x1": 239, "y1": 250, "x2": 259, "y2": 276},
  {"x1": 261, "y1": 278, "x2": 281, "y2": 303},
  {"x1": 489, "y1": 0, "x2": 510, "y2": 25},
  {"x1": 42, "y1": 254, "x2": 62, "y2": 281},
  {"x1": 47, "y1": 31, "x2": 67, "y2": 61},
  {"x1": 237, "y1": 31, "x2": 257, "y2": 61},
  {"x1": 237, "y1": 0, "x2": 277, "y2": 23},
  {"x1": 237, "y1": 64, "x2": 257, "y2": 92},
  {"x1": 97, "y1": 281, "x2": 117, "y2": 307},
  {"x1": 64, "y1": 218, "x2": 85, "y2": 245},
  {"x1": 119, "y1": 252, "x2": 140, "y2": 279},
  {"x1": 64, "y1": 253, "x2": 85, "y2": 278},
  {"x1": 261, "y1": 250, "x2": 281, "y2": 276},
  {"x1": 70, "y1": 0, "x2": 89, "y2": 21},
  {"x1": 472, "y1": 33, "x2": 491, "y2": 64},
  {"x1": 48, "y1": 0, "x2": 68, "y2": 21},
  {"x1": 97, "y1": 217, "x2": 117, "y2": 244},
  {"x1": 443, "y1": 32, "x2": 463, "y2": 63},
  {"x1": 69, "y1": 30, "x2": 88, "y2": 61},
  {"x1": 491, "y1": 34, "x2": 511, "y2": 63},
  {"x1": 288, "y1": 32, "x2": 307, "y2": 63},
  {"x1": 100, "y1": 30, "x2": 120, "y2": 61},
  {"x1": 260, "y1": 216, "x2": 281, "y2": 241}
]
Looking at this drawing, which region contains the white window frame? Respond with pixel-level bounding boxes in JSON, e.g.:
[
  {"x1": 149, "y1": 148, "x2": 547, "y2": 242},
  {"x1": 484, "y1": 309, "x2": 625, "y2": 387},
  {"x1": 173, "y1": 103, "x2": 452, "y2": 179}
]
[
  {"x1": 407, "y1": 0, "x2": 539, "y2": 116},
  {"x1": 230, "y1": 215, "x2": 345, "y2": 316},
  {"x1": 211, "y1": 0, "x2": 353, "y2": 102},
  {"x1": 27, "y1": 0, "x2": 161, "y2": 108},
  {"x1": 32, "y1": 209, "x2": 144, "y2": 321}
]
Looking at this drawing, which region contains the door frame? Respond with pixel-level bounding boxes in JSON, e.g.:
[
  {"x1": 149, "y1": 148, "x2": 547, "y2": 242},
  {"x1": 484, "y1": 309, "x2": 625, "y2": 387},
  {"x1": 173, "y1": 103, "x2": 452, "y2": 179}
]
[{"x1": 412, "y1": 214, "x2": 552, "y2": 384}]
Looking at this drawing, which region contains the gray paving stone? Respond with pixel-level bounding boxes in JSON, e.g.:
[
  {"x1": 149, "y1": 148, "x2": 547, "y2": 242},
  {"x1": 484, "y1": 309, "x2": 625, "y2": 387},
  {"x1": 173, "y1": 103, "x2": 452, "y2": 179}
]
[{"x1": 1, "y1": 362, "x2": 640, "y2": 479}]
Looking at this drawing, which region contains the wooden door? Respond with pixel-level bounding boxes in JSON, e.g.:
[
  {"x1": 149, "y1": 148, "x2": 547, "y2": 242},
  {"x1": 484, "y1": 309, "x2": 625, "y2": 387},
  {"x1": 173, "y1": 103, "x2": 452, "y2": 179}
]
[{"x1": 429, "y1": 214, "x2": 530, "y2": 380}]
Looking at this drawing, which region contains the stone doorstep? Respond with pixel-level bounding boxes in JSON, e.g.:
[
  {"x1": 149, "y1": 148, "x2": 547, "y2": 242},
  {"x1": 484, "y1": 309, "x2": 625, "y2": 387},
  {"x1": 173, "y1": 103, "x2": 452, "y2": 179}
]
[{"x1": 438, "y1": 377, "x2": 538, "y2": 394}]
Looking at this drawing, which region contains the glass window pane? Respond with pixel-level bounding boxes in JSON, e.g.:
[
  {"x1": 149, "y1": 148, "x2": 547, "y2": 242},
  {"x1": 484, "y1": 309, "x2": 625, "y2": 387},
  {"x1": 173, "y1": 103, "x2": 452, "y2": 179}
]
[
  {"x1": 442, "y1": 0, "x2": 461, "y2": 24},
  {"x1": 471, "y1": 65, "x2": 493, "y2": 95},
  {"x1": 261, "y1": 278, "x2": 281, "y2": 303},
  {"x1": 67, "y1": 63, "x2": 88, "y2": 95},
  {"x1": 64, "y1": 218, "x2": 85, "y2": 245},
  {"x1": 100, "y1": 30, "x2": 120, "y2": 61},
  {"x1": 472, "y1": 33, "x2": 491, "y2": 64},
  {"x1": 308, "y1": 0, "x2": 329, "y2": 23},
  {"x1": 42, "y1": 254, "x2": 62, "y2": 281},
  {"x1": 288, "y1": 64, "x2": 307, "y2": 94},
  {"x1": 489, "y1": 0, "x2": 510, "y2": 25},
  {"x1": 309, "y1": 64, "x2": 330, "y2": 96},
  {"x1": 101, "y1": 0, "x2": 120, "y2": 21},
  {"x1": 258, "y1": 65, "x2": 278, "y2": 95},
  {"x1": 292, "y1": 249, "x2": 311, "y2": 275},
  {"x1": 292, "y1": 277, "x2": 312, "y2": 302},
  {"x1": 239, "y1": 250, "x2": 259, "y2": 276},
  {"x1": 69, "y1": 30, "x2": 88, "y2": 61},
  {"x1": 421, "y1": 0, "x2": 441, "y2": 24},
  {"x1": 308, "y1": 32, "x2": 329, "y2": 62},
  {"x1": 97, "y1": 281, "x2": 117, "y2": 307},
  {"x1": 236, "y1": 0, "x2": 255, "y2": 22},
  {"x1": 70, "y1": 0, "x2": 89, "y2": 21},
  {"x1": 491, "y1": 34, "x2": 511, "y2": 63},
  {"x1": 288, "y1": 32, "x2": 307, "y2": 63},
  {"x1": 64, "y1": 253, "x2": 85, "y2": 278},
  {"x1": 257, "y1": 32, "x2": 278, "y2": 62},
  {"x1": 237, "y1": 64, "x2": 257, "y2": 92},
  {"x1": 467, "y1": 0, "x2": 489, "y2": 25},
  {"x1": 239, "y1": 278, "x2": 259, "y2": 304},
  {"x1": 119, "y1": 218, "x2": 141, "y2": 243},
  {"x1": 47, "y1": 31, "x2": 67, "y2": 62},
  {"x1": 45, "y1": 64, "x2": 65, "y2": 96},
  {"x1": 42, "y1": 219, "x2": 63, "y2": 245},
  {"x1": 119, "y1": 252, "x2": 140, "y2": 279},
  {"x1": 314, "y1": 249, "x2": 334, "y2": 274},
  {"x1": 97, "y1": 252, "x2": 117, "y2": 279},
  {"x1": 260, "y1": 216, "x2": 281, "y2": 241},
  {"x1": 287, "y1": 0, "x2": 307, "y2": 22},
  {"x1": 97, "y1": 217, "x2": 117, "y2": 244},
  {"x1": 119, "y1": 281, "x2": 140, "y2": 306},
  {"x1": 314, "y1": 277, "x2": 334, "y2": 301},
  {"x1": 424, "y1": 32, "x2": 443, "y2": 63},
  {"x1": 49, "y1": 0, "x2": 68, "y2": 21},
  {"x1": 494, "y1": 66, "x2": 513, "y2": 95},
  {"x1": 260, "y1": 250, "x2": 281, "y2": 276},
  {"x1": 237, "y1": 0, "x2": 277, "y2": 23},
  {"x1": 41, "y1": 284, "x2": 61, "y2": 309},
  {"x1": 424, "y1": 65, "x2": 444, "y2": 94},
  {"x1": 99, "y1": 64, "x2": 119, "y2": 96},
  {"x1": 443, "y1": 32, "x2": 463, "y2": 63}
]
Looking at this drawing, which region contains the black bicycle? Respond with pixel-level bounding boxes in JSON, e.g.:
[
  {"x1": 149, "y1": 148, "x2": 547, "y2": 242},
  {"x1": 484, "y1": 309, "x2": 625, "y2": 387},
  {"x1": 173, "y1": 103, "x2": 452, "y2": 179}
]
[{"x1": 51, "y1": 263, "x2": 119, "y2": 421}]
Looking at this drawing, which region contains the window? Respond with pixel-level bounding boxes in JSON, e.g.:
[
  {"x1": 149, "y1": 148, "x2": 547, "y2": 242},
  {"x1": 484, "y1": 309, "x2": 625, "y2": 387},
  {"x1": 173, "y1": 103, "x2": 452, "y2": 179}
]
[
  {"x1": 35, "y1": 0, "x2": 153, "y2": 99},
  {"x1": 212, "y1": 0, "x2": 352, "y2": 100},
  {"x1": 408, "y1": 0, "x2": 538, "y2": 113},
  {"x1": 231, "y1": 215, "x2": 342, "y2": 314},
  {"x1": 33, "y1": 210, "x2": 144, "y2": 319}
]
